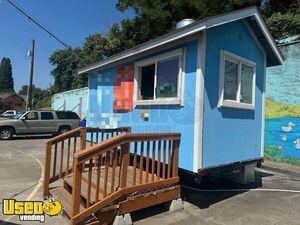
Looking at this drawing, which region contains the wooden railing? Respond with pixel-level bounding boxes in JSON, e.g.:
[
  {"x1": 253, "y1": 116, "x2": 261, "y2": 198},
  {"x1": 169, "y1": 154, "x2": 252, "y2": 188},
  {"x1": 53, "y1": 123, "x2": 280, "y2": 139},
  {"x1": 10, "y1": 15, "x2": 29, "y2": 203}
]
[
  {"x1": 43, "y1": 127, "x2": 131, "y2": 197},
  {"x1": 70, "y1": 132, "x2": 181, "y2": 225}
]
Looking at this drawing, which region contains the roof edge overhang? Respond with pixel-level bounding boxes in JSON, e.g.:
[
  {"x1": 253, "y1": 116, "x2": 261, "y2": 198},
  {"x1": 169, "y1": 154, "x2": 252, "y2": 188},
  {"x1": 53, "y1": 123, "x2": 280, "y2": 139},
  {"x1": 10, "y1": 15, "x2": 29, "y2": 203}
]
[{"x1": 78, "y1": 6, "x2": 283, "y2": 75}]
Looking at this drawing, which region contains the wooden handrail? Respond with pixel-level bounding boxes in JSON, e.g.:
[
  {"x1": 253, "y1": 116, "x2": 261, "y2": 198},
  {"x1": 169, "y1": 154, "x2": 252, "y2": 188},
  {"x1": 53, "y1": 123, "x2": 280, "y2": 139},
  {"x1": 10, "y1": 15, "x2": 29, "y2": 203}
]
[
  {"x1": 43, "y1": 128, "x2": 83, "y2": 197},
  {"x1": 74, "y1": 133, "x2": 181, "y2": 164},
  {"x1": 46, "y1": 127, "x2": 82, "y2": 145},
  {"x1": 46, "y1": 127, "x2": 131, "y2": 145},
  {"x1": 70, "y1": 132, "x2": 181, "y2": 224},
  {"x1": 43, "y1": 126, "x2": 131, "y2": 197}
]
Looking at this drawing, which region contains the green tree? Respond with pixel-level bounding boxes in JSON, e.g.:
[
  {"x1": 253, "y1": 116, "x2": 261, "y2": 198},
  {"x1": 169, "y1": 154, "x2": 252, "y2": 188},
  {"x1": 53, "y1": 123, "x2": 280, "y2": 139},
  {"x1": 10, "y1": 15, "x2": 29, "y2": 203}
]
[
  {"x1": 18, "y1": 84, "x2": 53, "y2": 109},
  {"x1": 263, "y1": 0, "x2": 300, "y2": 15},
  {"x1": 72, "y1": 34, "x2": 111, "y2": 89},
  {"x1": 263, "y1": 0, "x2": 300, "y2": 39},
  {"x1": 115, "y1": 0, "x2": 261, "y2": 45},
  {"x1": 49, "y1": 47, "x2": 83, "y2": 93},
  {"x1": 266, "y1": 12, "x2": 300, "y2": 39},
  {"x1": 49, "y1": 0, "x2": 261, "y2": 93},
  {"x1": 18, "y1": 84, "x2": 30, "y2": 95},
  {"x1": 0, "y1": 93, "x2": 24, "y2": 111},
  {"x1": 0, "y1": 57, "x2": 14, "y2": 93}
]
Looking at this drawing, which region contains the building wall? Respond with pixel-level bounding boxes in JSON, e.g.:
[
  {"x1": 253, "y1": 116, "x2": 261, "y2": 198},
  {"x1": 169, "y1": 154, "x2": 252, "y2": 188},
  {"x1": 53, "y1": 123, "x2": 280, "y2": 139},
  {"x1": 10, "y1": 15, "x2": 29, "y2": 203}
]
[
  {"x1": 202, "y1": 20, "x2": 265, "y2": 168},
  {"x1": 266, "y1": 39, "x2": 300, "y2": 104},
  {"x1": 88, "y1": 40, "x2": 199, "y2": 171},
  {"x1": 52, "y1": 87, "x2": 88, "y2": 118},
  {"x1": 265, "y1": 37, "x2": 300, "y2": 165}
]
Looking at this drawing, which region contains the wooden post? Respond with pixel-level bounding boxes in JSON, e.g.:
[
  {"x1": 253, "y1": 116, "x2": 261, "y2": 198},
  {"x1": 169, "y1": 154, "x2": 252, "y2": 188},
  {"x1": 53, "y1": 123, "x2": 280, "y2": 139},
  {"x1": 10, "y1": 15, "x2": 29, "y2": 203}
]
[
  {"x1": 43, "y1": 142, "x2": 52, "y2": 197},
  {"x1": 71, "y1": 158, "x2": 83, "y2": 220},
  {"x1": 80, "y1": 128, "x2": 87, "y2": 150},
  {"x1": 172, "y1": 140, "x2": 180, "y2": 177},
  {"x1": 119, "y1": 142, "x2": 130, "y2": 188}
]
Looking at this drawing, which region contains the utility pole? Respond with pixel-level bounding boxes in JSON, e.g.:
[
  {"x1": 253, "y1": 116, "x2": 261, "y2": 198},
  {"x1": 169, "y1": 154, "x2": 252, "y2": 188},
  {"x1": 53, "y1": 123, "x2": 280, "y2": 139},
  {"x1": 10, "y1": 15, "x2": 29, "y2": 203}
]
[{"x1": 26, "y1": 39, "x2": 35, "y2": 111}]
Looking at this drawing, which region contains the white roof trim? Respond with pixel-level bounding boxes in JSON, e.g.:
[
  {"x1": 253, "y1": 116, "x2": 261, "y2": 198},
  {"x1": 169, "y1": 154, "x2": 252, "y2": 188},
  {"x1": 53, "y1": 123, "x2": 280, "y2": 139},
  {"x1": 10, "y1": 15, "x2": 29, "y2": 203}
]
[
  {"x1": 78, "y1": 23, "x2": 206, "y2": 74},
  {"x1": 205, "y1": 6, "x2": 257, "y2": 28},
  {"x1": 78, "y1": 6, "x2": 283, "y2": 74}
]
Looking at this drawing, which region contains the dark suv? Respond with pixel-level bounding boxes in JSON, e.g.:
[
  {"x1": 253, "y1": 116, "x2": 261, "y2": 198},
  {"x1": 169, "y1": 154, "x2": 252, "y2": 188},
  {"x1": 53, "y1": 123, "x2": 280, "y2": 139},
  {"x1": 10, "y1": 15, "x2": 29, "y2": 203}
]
[{"x1": 0, "y1": 111, "x2": 80, "y2": 140}]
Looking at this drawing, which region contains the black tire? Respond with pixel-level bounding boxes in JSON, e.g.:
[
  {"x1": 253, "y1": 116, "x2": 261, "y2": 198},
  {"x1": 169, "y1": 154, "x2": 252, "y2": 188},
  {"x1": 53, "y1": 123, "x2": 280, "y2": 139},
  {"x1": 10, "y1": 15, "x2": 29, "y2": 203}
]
[
  {"x1": 57, "y1": 126, "x2": 71, "y2": 135},
  {"x1": 0, "y1": 128, "x2": 14, "y2": 140}
]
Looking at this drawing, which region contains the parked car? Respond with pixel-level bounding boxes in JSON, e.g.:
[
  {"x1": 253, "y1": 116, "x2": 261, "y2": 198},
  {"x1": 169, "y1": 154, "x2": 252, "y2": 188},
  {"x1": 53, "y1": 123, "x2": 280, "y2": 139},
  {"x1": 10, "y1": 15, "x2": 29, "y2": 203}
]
[
  {"x1": 13, "y1": 111, "x2": 25, "y2": 119},
  {"x1": 0, "y1": 111, "x2": 80, "y2": 140},
  {"x1": 1, "y1": 110, "x2": 25, "y2": 119},
  {"x1": 2, "y1": 110, "x2": 17, "y2": 118}
]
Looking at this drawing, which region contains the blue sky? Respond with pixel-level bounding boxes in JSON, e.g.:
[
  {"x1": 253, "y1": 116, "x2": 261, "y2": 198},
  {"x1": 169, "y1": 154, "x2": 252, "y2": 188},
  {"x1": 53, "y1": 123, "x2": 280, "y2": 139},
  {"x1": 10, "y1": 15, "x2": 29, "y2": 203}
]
[{"x1": 0, "y1": 0, "x2": 134, "y2": 91}]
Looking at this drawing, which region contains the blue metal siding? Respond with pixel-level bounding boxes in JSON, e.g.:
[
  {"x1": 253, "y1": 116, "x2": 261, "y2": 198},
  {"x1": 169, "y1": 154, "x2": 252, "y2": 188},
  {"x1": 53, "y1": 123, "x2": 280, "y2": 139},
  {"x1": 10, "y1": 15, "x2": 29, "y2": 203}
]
[
  {"x1": 87, "y1": 40, "x2": 198, "y2": 171},
  {"x1": 202, "y1": 20, "x2": 265, "y2": 168}
]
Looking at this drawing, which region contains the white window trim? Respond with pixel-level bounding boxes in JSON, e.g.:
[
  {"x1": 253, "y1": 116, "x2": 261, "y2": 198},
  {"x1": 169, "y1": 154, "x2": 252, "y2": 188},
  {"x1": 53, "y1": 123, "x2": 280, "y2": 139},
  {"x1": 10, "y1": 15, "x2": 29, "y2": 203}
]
[
  {"x1": 218, "y1": 50, "x2": 256, "y2": 110},
  {"x1": 133, "y1": 48, "x2": 184, "y2": 106}
]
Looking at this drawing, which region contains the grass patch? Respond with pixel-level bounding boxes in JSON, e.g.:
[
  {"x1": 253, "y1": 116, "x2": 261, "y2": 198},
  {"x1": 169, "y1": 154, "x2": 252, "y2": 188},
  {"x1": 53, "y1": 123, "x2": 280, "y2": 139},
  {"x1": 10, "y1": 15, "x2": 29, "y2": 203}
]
[
  {"x1": 265, "y1": 144, "x2": 300, "y2": 166},
  {"x1": 265, "y1": 98, "x2": 300, "y2": 119}
]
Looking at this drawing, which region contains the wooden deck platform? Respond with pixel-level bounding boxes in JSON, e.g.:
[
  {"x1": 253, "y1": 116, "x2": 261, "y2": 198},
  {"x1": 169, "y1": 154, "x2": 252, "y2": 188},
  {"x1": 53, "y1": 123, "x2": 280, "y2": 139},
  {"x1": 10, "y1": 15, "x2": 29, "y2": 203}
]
[
  {"x1": 49, "y1": 166, "x2": 174, "y2": 216},
  {"x1": 43, "y1": 127, "x2": 181, "y2": 225}
]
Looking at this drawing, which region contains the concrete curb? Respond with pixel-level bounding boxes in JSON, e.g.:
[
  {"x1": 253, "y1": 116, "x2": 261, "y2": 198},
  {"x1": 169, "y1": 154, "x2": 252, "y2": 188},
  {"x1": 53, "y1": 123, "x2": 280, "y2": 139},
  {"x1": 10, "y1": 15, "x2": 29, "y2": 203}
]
[{"x1": 261, "y1": 161, "x2": 300, "y2": 177}]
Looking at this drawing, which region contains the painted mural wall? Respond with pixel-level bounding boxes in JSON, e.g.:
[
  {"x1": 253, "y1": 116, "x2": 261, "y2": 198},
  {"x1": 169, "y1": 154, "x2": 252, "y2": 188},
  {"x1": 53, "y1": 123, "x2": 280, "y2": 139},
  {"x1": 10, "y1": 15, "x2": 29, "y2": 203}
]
[
  {"x1": 265, "y1": 36, "x2": 300, "y2": 166},
  {"x1": 51, "y1": 87, "x2": 88, "y2": 119}
]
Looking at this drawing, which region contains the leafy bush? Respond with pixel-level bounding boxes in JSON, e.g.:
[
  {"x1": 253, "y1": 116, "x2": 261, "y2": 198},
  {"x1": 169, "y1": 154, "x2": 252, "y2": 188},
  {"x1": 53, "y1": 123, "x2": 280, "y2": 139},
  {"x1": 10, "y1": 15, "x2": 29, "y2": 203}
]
[
  {"x1": 266, "y1": 12, "x2": 300, "y2": 40},
  {"x1": 0, "y1": 94, "x2": 25, "y2": 111}
]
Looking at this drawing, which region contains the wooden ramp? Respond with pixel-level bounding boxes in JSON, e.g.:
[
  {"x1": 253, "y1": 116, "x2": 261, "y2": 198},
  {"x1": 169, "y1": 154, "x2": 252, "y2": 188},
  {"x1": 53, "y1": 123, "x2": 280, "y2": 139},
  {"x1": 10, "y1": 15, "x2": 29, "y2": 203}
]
[{"x1": 43, "y1": 127, "x2": 181, "y2": 225}]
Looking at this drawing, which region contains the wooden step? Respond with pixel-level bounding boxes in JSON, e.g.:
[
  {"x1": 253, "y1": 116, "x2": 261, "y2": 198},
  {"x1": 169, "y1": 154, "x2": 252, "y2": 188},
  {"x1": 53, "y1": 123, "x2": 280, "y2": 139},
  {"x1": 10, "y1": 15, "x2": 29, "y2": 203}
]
[
  {"x1": 65, "y1": 166, "x2": 159, "y2": 190},
  {"x1": 64, "y1": 175, "x2": 104, "y2": 204},
  {"x1": 62, "y1": 166, "x2": 162, "y2": 204},
  {"x1": 49, "y1": 186, "x2": 85, "y2": 218}
]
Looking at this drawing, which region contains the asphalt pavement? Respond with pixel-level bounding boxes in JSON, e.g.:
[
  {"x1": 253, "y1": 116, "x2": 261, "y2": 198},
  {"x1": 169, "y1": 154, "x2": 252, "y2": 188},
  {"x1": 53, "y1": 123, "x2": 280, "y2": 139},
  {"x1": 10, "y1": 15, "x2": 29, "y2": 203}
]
[{"x1": 0, "y1": 137, "x2": 300, "y2": 225}]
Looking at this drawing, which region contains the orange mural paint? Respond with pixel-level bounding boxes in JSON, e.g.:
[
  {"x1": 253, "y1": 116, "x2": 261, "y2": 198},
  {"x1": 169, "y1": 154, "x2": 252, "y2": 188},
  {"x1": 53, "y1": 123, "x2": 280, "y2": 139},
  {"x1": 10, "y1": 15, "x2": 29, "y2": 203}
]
[{"x1": 113, "y1": 64, "x2": 134, "y2": 112}]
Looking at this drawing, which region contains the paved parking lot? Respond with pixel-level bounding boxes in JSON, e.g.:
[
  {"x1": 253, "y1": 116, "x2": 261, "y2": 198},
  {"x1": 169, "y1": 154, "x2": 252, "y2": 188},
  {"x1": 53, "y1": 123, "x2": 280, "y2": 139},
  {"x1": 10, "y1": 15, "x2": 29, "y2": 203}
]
[{"x1": 1, "y1": 137, "x2": 300, "y2": 225}]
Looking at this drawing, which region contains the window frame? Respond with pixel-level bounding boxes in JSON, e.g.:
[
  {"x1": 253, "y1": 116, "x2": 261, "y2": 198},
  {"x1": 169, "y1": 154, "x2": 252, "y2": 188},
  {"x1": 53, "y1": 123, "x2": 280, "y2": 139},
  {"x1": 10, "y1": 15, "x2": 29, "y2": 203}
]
[
  {"x1": 133, "y1": 48, "x2": 184, "y2": 106},
  {"x1": 41, "y1": 112, "x2": 54, "y2": 120},
  {"x1": 56, "y1": 111, "x2": 80, "y2": 120},
  {"x1": 218, "y1": 50, "x2": 256, "y2": 110},
  {"x1": 23, "y1": 112, "x2": 39, "y2": 120}
]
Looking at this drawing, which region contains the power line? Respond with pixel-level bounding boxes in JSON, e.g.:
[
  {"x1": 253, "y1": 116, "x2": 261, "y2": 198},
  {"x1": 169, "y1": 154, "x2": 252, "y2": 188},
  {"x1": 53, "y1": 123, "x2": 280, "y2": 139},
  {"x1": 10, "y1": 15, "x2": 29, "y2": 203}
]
[{"x1": 6, "y1": 0, "x2": 71, "y2": 49}]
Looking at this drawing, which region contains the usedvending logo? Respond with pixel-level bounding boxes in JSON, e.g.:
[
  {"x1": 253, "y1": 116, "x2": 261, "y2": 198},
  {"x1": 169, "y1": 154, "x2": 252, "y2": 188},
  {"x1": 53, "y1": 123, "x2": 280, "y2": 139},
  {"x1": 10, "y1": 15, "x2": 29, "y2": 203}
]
[{"x1": 2, "y1": 198, "x2": 62, "y2": 223}]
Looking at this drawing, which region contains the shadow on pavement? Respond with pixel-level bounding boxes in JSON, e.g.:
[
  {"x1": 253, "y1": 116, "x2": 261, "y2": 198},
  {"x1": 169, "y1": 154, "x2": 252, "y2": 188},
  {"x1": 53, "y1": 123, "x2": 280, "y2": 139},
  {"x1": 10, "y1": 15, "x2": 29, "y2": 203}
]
[
  {"x1": 131, "y1": 203, "x2": 170, "y2": 222},
  {"x1": 12, "y1": 135, "x2": 52, "y2": 140},
  {"x1": 0, "y1": 220, "x2": 20, "y2": 225},
  {"x1": 181, "y1": 169, "x2": 274, "y2": 209},
  {"x1": 131, "y1": 169, "x2": 274, "y2": 221}
]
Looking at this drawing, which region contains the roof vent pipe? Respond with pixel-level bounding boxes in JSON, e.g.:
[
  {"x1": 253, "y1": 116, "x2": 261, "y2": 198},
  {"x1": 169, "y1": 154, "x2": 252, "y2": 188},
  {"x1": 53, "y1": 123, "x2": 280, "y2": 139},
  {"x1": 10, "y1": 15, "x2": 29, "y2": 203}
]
[{"x1": 176, "y1": 19, "x2": 195, "y2": 29}]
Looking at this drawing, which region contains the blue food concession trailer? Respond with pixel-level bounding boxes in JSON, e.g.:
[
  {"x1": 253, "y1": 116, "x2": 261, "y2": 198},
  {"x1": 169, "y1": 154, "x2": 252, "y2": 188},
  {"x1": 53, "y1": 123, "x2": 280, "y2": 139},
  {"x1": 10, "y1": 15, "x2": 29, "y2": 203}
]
[{"x1": 78, "y1": 7, "x2": 283, "y2": 183}]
